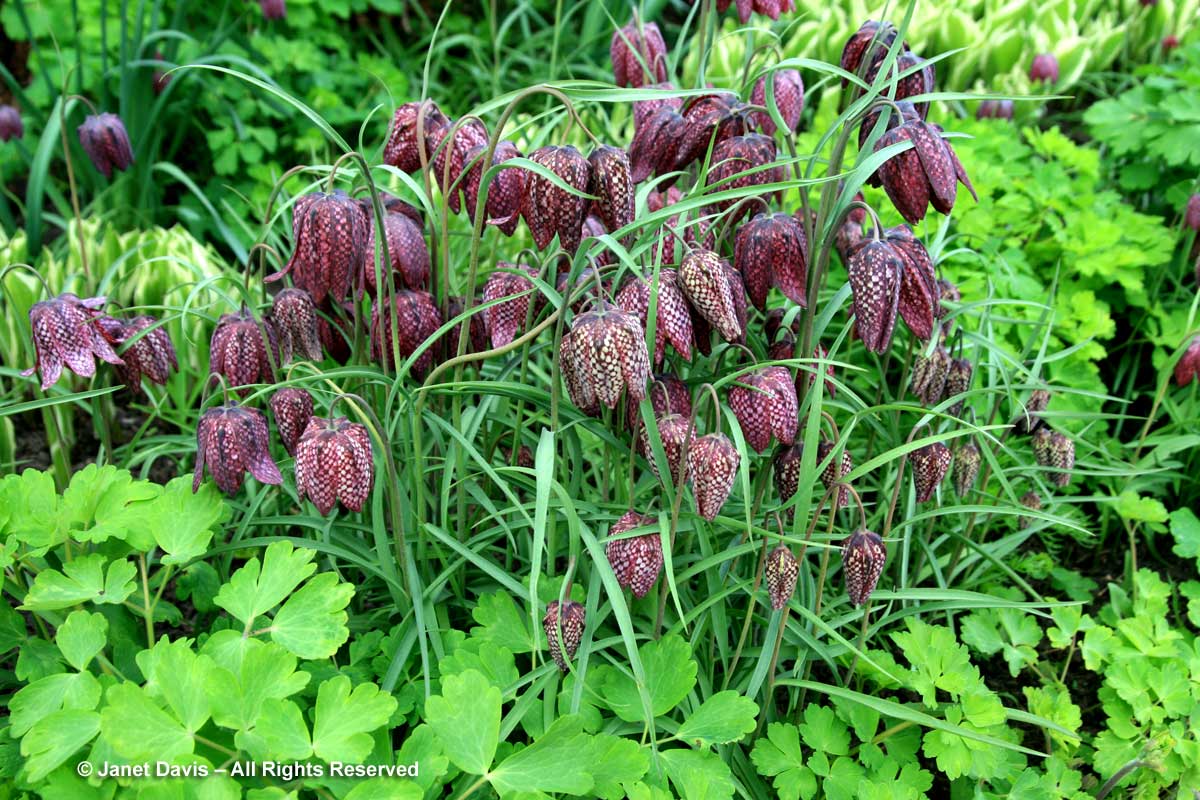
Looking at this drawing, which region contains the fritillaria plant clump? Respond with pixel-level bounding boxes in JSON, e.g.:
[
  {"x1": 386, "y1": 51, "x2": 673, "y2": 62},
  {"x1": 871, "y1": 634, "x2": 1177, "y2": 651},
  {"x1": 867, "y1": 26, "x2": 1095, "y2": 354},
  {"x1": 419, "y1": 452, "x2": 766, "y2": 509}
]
[{"x1": 15, "y1": 1, "x2": 1091, "y2": 737}]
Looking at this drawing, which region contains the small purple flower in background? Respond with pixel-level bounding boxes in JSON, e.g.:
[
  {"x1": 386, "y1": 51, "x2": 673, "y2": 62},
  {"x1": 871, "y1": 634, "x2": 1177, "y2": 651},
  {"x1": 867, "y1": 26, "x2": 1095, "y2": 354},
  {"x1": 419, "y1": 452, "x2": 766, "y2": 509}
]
[
  {"x1": 611, "y1": 20, "x2": 669, "y2": 88},
  {"x1": 97, "y1": 315, "x2": 177, "y2": 392},
  {"x1": 77, "y1": 112, "x2": 134, "y2": 178},
  {"x1": 1030, "y1": 53, "x2": 1059, "y2": 83},
  {"x1": 0, "y1": 105, "x2": 24, "y2": 141},
  {"x1": 1176, "y1": 335, "x2": 1200, "y2": 387},
  {"x1": 269, "y1": 288, "x2": 324, "y2": 364},
  {"x1": 24, "y1": 294, "x2": 123, "y2": 390},
  {"x1": 259, "y1": 0, "x2": 286, "y2": 19}
]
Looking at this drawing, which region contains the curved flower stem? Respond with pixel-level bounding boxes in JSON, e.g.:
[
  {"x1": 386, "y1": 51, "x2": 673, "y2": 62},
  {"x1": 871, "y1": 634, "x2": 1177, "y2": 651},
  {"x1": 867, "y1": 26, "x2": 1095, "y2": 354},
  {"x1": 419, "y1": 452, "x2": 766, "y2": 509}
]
[
  {"x1": 325, "y1": 151, "x2": 360, "y2": 193},
  {"x1": 840, "y1": 600, "x2": 873, "y2": 686},
  {"x1": 712, "y1": 195, "x2": 773, "y2": 250},
  {"x1": 0, "y1": 263, "x2": 54, "y2": 297},
  {"x1": 724, "y1": 533, "x2": 770, "y2": 691},
  {"x1": 59, "y1": 92, "x2": 89, "y2": 282}
]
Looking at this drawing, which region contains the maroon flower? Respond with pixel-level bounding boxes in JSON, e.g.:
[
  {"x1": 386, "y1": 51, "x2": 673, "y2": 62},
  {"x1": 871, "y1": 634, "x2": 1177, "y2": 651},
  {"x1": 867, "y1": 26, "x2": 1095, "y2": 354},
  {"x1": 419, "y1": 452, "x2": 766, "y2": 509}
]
[
  {"x1": 817, "y1": 439, "x2": 852, "y2": 508},
  {"x1": 543, "y1": 600, "x2": 585, "y2": 672},
  {"x1": 677, "y1": 93, "x2": 754, "y2": 170},
  {"x1": 464, "y1": 140, "x2": 525, "y2": 236},
  {"x1": 874, "y1": 111, "x2": 976, "y2": 225},
  {"x1": 431, "y1": 119, "x2": 490, "y2": 215},
  {"x1": 1176, "y1": 335, "x2": 1200, "y2": 387},
  {"x1": 0, "y1": 104, "x2": 24, "y2": 141},
  {"x1": 77, "y1": 112, "x2": 134, "y2": 179},
  {"x1": 911, "y1": 442, "x2": 951, "y2": 503},
  {"x1": 630, "y1": 108, "x2": 686, "y2": 184},
  {"x1": 605, "y1": 510, "x2": 664, "y2": 598},
  {"x1": 23, "y1": 294, "x2": 121, "y2": 390},
  {"x1": 1019, "y1": 491, "x2": 1042, "y2": 529},
  {"x1": 774, "y1": 443, "x2": 802, "y2": 504},
  {"x1": 734, "y1": 212, "x2": 809, "y2": 310},
  {"x1": 765, "y1": 544, "x2": 799, "y2": 610},
  {"x1": 270, "y1": 388, "x2": 314, "y2": 456},
  {"x1": 269, "y1": 191, "x2": 368, "y2": 305},
  {"x1": 98, "y1": 315, "x2": 177, "y2": 391},
  {"x1": 209, "y1": 308, "x2": 276, "y2": 391},
  {"x1": 370, "y1": 290, "x2": 443, "y2": 376},
  {"x1": 561, "y1": 302, "x2": 650, "y2": 411},
  {"x1": 847, "y1": 239, "x2": 903, "y2": 353},
  {"x1": 588, "y1": 145, "x2": 635, "y2": 236},
  {"x1": 703, "y1": 134, "x2": 783, "y2": 223},
  {"x1": 840, "y1": 21, "x2": 898, "y2": 82},
  {"x1": 1030, "y1": 53, "x2": 1059, "y2": 83},
  {"x1": 1163, "y1": 35, "x2": 1180, "y2": 52},
  {"x1": 611, "y1": 20, "x2": 669, "y2": 88},
  {"x1": 444, "y1": 295, "x2": 490, "y2": 358},
  {"x1": 259, "y1": 0, "x2": 285, "y2": 18},
  {"x1": 193, "y1": 403, "x2": 282, "y2": 495},
  {"x1": 953, "y1": 440, "x2": 981, "y2": 497},
  {"x1": 679, "y1": 249, "x2": 743, "y2": 342},
  {"x1": 269, "y1": 288, "x2": 324, "y2": 364},
  {"x1": 628, "y1": 373, "x2": 692, "y2": 430},
  {"x1": 752, "y1": 70, "x2": 804, "y2": 135},
  {"x1": 945, "y1": 358, "x2": 972, "y2": 416},
  {"x1": 634, "y1": 83, "x2": 683, "y2": 130},
  {"x1": 642, "y1": 412, "x2": 693, "y2": 482},
  {"x1": 688, "y1": 433, "x2": 740, "y2": 520},
  {"x1": 316, "y1": 300, "x2": 355, "y2": 365},
  {"x1": 615, "y1": 270, "x2": 694, "y2": 364},
  {"x1": 1186, "y1": 195, "x2": 1200, "y2": 231},
  {"x1": 364, "y1": 210, "x2": 429, "y2": 293},
  {"x1": 910, "y1": 345, "x2": 951, "y2": 406},
  {"x1": 729, "y1": 366, "x2": 798, "y2": 453},
  {"x1": 976, "y1": 100, "x2": 1014, "y2": 121},
  {"x1": 884, "y1": 226, "x2": 939, "y2": 341},
  {"x1": 1013, "y1": 389, "x2": 1051, "y2": 435},
  {"x1": 714, "y1": 0, "x2": 796, "y2": 25},
  {"x1": 523, "y1": 145, "x2": 591, "y2": 253},
  {"x1": 295, "y1": 416, "x2": 375, "y2": 515},
  {"x1": 843, "y1": 529, "x2": 886, "y2": 606},
  {"x1": 482, "y1": 264, "x2": 540, "y2": 349},
  {"x1": 383, "y1": 101, "x2": 449, "y2": 173},
  {"x1": 1033, "y1": 429, "x2": 1075, "y2": 488}
]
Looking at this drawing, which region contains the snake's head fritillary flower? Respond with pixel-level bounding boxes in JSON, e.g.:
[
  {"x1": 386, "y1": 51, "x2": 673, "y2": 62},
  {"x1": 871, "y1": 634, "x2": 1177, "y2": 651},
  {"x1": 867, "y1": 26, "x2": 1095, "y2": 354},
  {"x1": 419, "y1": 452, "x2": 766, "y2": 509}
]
[
  {"x1": 1176, "y1": 335, "x2": 1200, "y2": 387},
  {"x1": 444, "y1": 295, "x2": 490, "y2": 358},
  {"x1": 765, "y1": 544, "x2": 799, "y2": 610},
  {"x1": 269, "y1": 387, "x2": 314, "y2": 457},
  {"x1": 1034, "y1": 429, "x2": 1075, "y2": 488},
  {"x1": 680, "y1": 249, "x2": 743, "y2": 342},
  {"x1": 1013, "y1": 389, "x2": 1051, "y2": 434},
  {"x1": 605, "y1": 510, "x2": 664, "y2": 598},
  {"x1": 641, "y1": 412, "x2": 693, "y2": 482},
  {"x1": 269, "y1": 288, "x2": 324, "y2": 365},
  {"x1": 1163, "y1": 35, "x2": 1179, "y2": 52},
  {"x1": 847, "y1": 239, "x2": 903, "y2": 354},
  {"x1": 688, "y1": 433, "x2": 740, "y2": 520},
  {"x1": 383, "y1": 101, "x2": 449, "y2": 173},
  {"x1": 259, "y1": 0, "x2": 285, "y2": 19},
  {"x1": 364, "y1": 209, "x2": 429, "y2": 294},
  {"x1": 370, "y1": 290, "x2": 443, "y2": 377},
  {"x1": 945, "y1": 358, "x2": 973, "y2": 416},
  {"x1": 713, "y1": 0, "x2": 796, "y2": 26},
  {"x1": 752, "y1": 70, "x2": 804, "y2": 136},
  {"x1": 209, "y1": 307, "x2": 276, "y2": 393},
  {"x1": 676, "y1": 92, "x2": 756, "y2": 169},
  {"x1": 911, "y1": 442, "x2": 951, "y2": 503},
  {"x1": 482, "y1": 264, "x2": 541, "y2": 349},
  {"x1": 97, "y1": 315, "x2": 176, "y2": 392},
  {"x1": 562, "y1": 302, "x2": 650, "y2": 411},
  {"x1": 0, "y1": 105, "x2": 24, "y2": 141},
  {"x1": 1019, "y1": 491, "x2": 1042, "y2": 529},
  {"x1": 1030, "y1": 53, "x2": 1059, "y2": 83},
  {"x1": 463, "y1": 140, "x2": 525, "y2": 236},
  {"x1": 817, "y1": 439, "x2": 852, "y2": 508},
  {"x1": 523, "y1": 145, "x2": 591, "y2": 253},
  {"x1": 734, "y1": 212, "x2": 809, "y2": 310},
  {"x1": 729, "y1": 366, "x2": 798, "y2": 453},
  {"x1": 840, "y1": 21, "x2": 898, "y2": 83},
  {"x1": 910, "y1": 345, "x2": 951, "y2": 406},
  {"x1": 23, "y1": 294, "x2": 121, "y2": 390},
  {"x1": 630, "y1": 108, "x2": 685, "y2": 185},
  {"x1": 430, "y1": 119, "x2": 489, "y2": 215},
  {"x1": 953, "y1": 441, "x2": 981, "y2": 498},
  {"x1": 883, "y1": 225, "x2": 939, "y2": 341},
  {"x1": 193, "y1": 403, "x2": 282, "y2": 496},
  {"x1": 269, "y1": 190, "x2": 368, "y2": 304},
  {"x1": 295, "y1": 415, "x2": 375, "y2": 515},
  {"x1": 611, "y1": 20, "x2": 669, "y2": 88},
  {"x1": 587, "y1": 145, "x2": 635, "y2": 237},
  {"x1": 773, "y1": 443, "x2": 802, "y2": 504},
  {"x1": 543, "y1": 600, "x2": 586, "y2": 672},
  {"x1": 843, "y1": 529, "x2": 886, "y2": 606},
  {"x1": 77, "y1": 112, "x2": 134, "y2": 179},
  {"x1": 875, "y1": 116, "x2": 976, "y2": 225},
  {"x1": 634, "y1": 82, "x2": 683, "y2": 130},
  {"x1": 976, "y1": 100, "x2": 1015, "y2": 121},
  {"x1": 316, "y1": 299, "x2": 355, "y2": 365},
  {"x1": 628, "y1": 372, "x2": 693, "y2": 432},
  {"x1": 704, "y1": 134, "x2": 783, "y2": 224},
  {"x1": 1186, "y1": 195, "x2": 1200, "y2": 231},
  {"x1": 615, "y1": 269, "x2": 694, "y2": 365}
]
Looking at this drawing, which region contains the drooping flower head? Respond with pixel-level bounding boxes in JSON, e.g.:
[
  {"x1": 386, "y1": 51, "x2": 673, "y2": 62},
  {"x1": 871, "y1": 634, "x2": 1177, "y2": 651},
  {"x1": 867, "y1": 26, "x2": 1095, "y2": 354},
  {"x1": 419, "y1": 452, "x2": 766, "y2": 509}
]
[
  {"x1": 370, "y1": 290, "x2": 443, "y2": 377},
  {"x1": 0, "y1": 105, "x2": 24, "y2": 141},
  {"x1": 430, "y1": 119, "x2": 489, "y2": 214},
  {"x1": 269, "y1": 388, "x2": 314, "y2": 456},
  {"x1": 383, "y1": 101, "x2": 449, "y2": 173},
  {"x1": 294, "y1": 415, "x2": 375, "y2": 515},
  {"x1": 605, "y1": 510, "x2": 664, "y2": 598},
  {"x1": 209, "y1": 307, "x2": 277, "y2": 392},
  {"x1": 611, "y1": 20, "x2": 669, "y2": 88},
  {"x1": 728, "y1": 366, "x2": 798, "y2": 453},
  {"x1": 193, "y1": 403, "x2": 282, "y2": 495},
  {"x1": 1030, "y1": 53, "x2": 1059, "y2": 83},
  {"x1": 77, "y1": 112, "x2": 134, "y2": 178},
  {"x1": 463, "y1": 140, "x2": 525, "y2": 236},
  {"x1": 911, "y1": 442, "x2": 951, "y2": 503},
  {"x1": 843, "y1": 529, "x2": 886, "y2": 606},
  {"x1": 23, "y1": 294, "x2": 123, "y2": 390},
  {"x1": 269, "y1": 190, "x2": 368, "y2": 304},
  {"x1": 363, "y1": 209, "x2": 429, "y2": 294},
  {"x1": 680, "y1": 249, "x2": 743, "y2": 342},
  {"x1": 765, "y1": 545, "x2": 799, "y2": 610},
  {"x1": 560, "y1": 302, "x2": 650, "y2": 412},
  {"x1": 615, "y1": 270, "x2": 694, "y2": 365},
  {"x1": 587, "y1": 145, "x2": 635, "y2": 237},
  {"x1": 734, "y1": 212, "x2": 809, "y2": 310},
  {"x1": 482, "y1": 264, "x2": 541, "y2": 349},
  {"x1": 269, "y1": 288, "x2": 324, "y2": 365},
  {"x1": 522, "y1": 145, "x2": 591, "y2": 253},
  {"x1": 96, "y1": 315, "x2": 177, "y2": 392},
  {"x1": 688, "y1": 433, "x2": 740, "y2": 520},
  {"x1": 543, "y1": 600, "x2": 586, "y2": 672},
  {"x1": 751, "y1": 70, "x2": 804, "y2": 135}
]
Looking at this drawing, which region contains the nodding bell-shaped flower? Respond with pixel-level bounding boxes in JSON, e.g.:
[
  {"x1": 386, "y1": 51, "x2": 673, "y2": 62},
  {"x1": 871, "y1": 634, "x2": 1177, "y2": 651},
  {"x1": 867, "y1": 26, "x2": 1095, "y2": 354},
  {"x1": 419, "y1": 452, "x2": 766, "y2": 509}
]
[
  {"x1": 259, "y1": 0, "x2": 286, "y2": 19},
  {"x1": 363, "y1": 208, "x2": 429, "y2": 294},
  {"x1": 1033, "y1": 428, "x2": 1075, "y2": 488},
  {"x1": 729, "y1": 366, "x2": 798, "y2": 453},
  {"x1": 587, "y1": 145, "x2": 635, "y2": 236},
  {"x1": 430, "y1": 119, "x2": 489, "y2": 214},
  {"x1": 840, "y1": 21, "x2": 898, "y2": 82},
  {"x1": 688, "y1": 433, "x2": 740, "y2": 520},
  {"x1": 630, "y1": 108, "x2": 685, "y2": 185},
  {"x1": 269, "y1": 288, "x2": 324, "y2": 365},
  {"x1": 543, "y1": 600, "x2": 586, "y2": 671},
  {"x1": 704, "y1": 134, "x2": 783, "y2": 223},
  {"x1": 193, "y1": 403, "x2": 282, "y2": 496},
  {"x1": 910, "y1": 345, "x2": 951, "y2": 406},
  {"x1": 817, "y1": 439, "x2": 853, "y2": 508},
  {"x1": 605, "y1": 510, "x2": 664, "y2": 598},
  {"x1": 953, "y1": 440, "x2": 981, "y2": 498},
  {"x1": 1019, "y1": 490, "x2": 1042, "y2": 529},
  {"x1": 846, "y1": 226, "x2": 939, "y2": 352},
  {"x1": 464, "y1": 140, "x2": 525, "y2": 236},
  {"x1": 383, "y1": 101, "x2": 449, "y2": 173},
  {"x1": 269, "y1": 388, "x2": 314, "y2": 456},
  {"x1": 680, "y1": 249, "x2": 743, "y2": 342},
  {"x1": 370, "y1": 290, "x2": 443, "y2": 377},
  {"x1": 765, "y1": 544, "x2": 799, "y2": 610},
  {"x1": 560, "y1": 301, "x2": 650, "y2": 411},
  {"x1": 522, "y1": 145, "x2": 591, "y2": 253},
  {"x1": 270, "y1": 191, "x2": 368, "y2": 305},
  {"x1": 713, "y1": 0, "x2": 797, "y2": 26},
  {"x1": 843, "y1": 529, "x2": 886, "y2": 606},
  {"x1": 209, "y1": 307, "x2": 276, "y2": 392},
  {"x1": 77, "y1": 112, "x2": 134, "y2": 178},
  {"x1": 611, "y1": 20, "x2": 669, "y2": 88},
  {"x1": 1013, "y1": 389, "x2": 1051, "y2": 435},
  {"x1": 945, "y1": 357, "x2": 972, "y2": 416},
  {"x1": 443, "y1": 295, "x2": 490, "y2": 359},
  {"x1": 1176, "y1": 335, "x2": 1200, "y2": 387},
  {"x1": 873, "y1": 111, "x2": 976, "y2": 225},
  {"x1": 735, "y1": 211, "x2": 809, "y2": 310},
  {"x1": 294, "y1": 415, "x2": 375, "y2": 515},
  {"x1": 1029, "y1": 53, "x2": 1059, "y2": 83},
  {"x1": 615, "y1": 269, "x2": 694, "y2": 364},
  {"x1": 976, "y1": 100, "x2": 1014, "y2": 121},
  {"x1": 97, "y1": 315, "x2": 177, "y2": 392},
  {"x1": 642, "y1": 412, "x2": 693, "y2": 483},
  {"x1": 1186, "y1": 195, "x2": 1200, "y2": 231},
  {"x1": 676, "y1": 92, "x2": 755, "y2": 170},
  {"x1": 911, "y1": 442, "x2": 951, "y2": 503},
  {"x1": 0, "y1": 105, "x2": 23, "y2": 141},
  {"x1": 752, "y1": 70, "x2": 804, "y2": 135},
  {"x1": 23, "y1": 294, "x2": 121, "y2": 390},
  {"x1": 773, "y1": 443, "x2": 803, "y2": 504},
  {"x1": 634, "y1": 82, "x2": 683, "y2": 130},
  {"x1": 482, "y1": 264, "x2": 541, "y2": 349}
]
